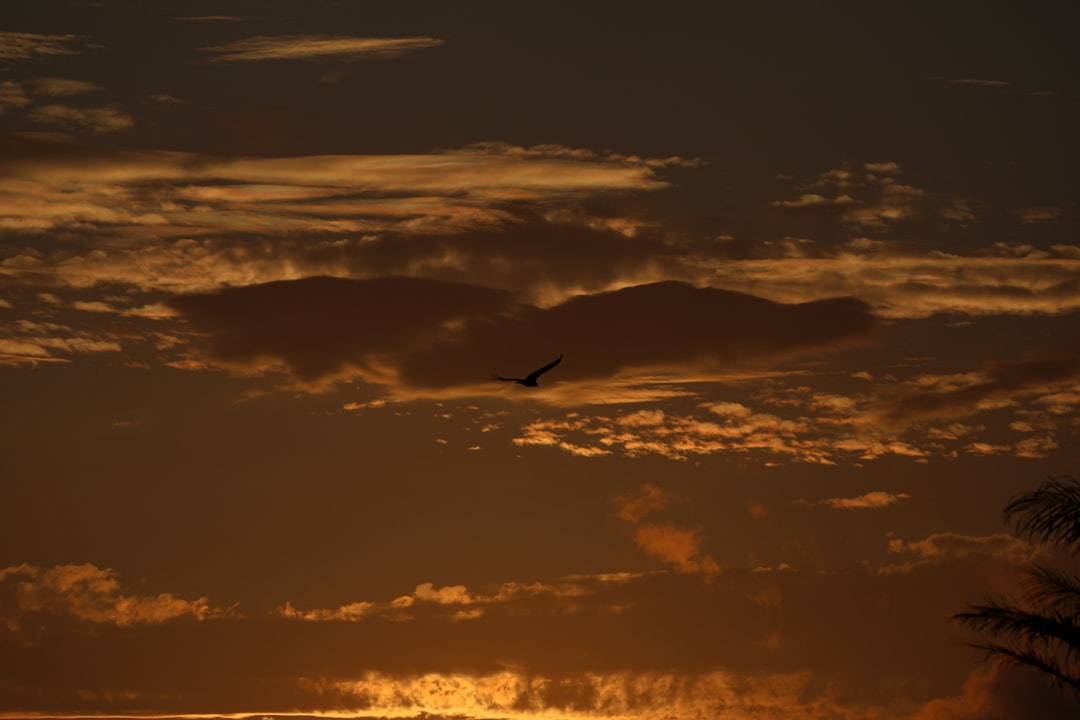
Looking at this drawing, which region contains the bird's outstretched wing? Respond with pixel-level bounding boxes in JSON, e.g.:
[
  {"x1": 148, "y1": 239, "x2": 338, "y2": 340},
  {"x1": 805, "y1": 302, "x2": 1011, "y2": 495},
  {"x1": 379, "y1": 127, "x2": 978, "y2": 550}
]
[
  {"x1": 493, "y1": 354, "x2": 563, "y2": 386},
  {"x1": 524, "y1": 353, "x2": 562, "y2": 383}
]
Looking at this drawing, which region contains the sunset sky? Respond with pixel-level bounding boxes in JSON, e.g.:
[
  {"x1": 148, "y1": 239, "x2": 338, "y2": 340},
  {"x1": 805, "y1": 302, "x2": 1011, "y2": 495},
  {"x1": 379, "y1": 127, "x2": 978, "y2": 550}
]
[{"x1": 2, "y1": 2, "x2": 1079, "y2": 719}]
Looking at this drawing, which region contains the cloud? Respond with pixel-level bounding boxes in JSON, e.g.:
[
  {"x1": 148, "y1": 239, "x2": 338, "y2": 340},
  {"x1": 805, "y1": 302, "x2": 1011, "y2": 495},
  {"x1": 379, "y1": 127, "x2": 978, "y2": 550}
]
[
  {"x1": 694, "y1": 244, "x2": 1080, "y2": 319},
  {"x1": 25, "y1": 77, "x2": 101, "y2": 97},
  {"x1": 200, "y1": 35, "x2": 444, "y2": 62},
  {"x1": 929, "y1": 76, "x2": 1011, "y2": 88},
  {"x1": 2, "y1": 134, "x2": 1077, "y2": 322},
  {"x1": 396, "y1": 282, "x2": 877, "y2": 390},
  {"x1": 613, "y1": 484, "x2": 719, "y2": 577},
  {"x1": 928, "y1": 76, "x2": 1059, "y2": 98},
  {"x1": 400, "y1": 582, "x2": 474, "y2": 607},
  {"x1": 0, "y1": 32, "x2": 84, "y2": 61},
  {"x1": 771, "y1": 164, "x2": 968, "y2": 230},
  {"x1": 874, "y1": 340, "x2": 1080, "y2": 425},
  {"x1": 0, "y1": 564, "x2": 223, "y2": 632},
  {"x1": 884, "y1": 533, "x2": 1039, "y2": 574},
  {"x1": 175, "y1": 15, "x2": 252, "y2": 22},
  {"x1": 634, "y1": 524, "x2": 720, "y2": 576},
  {"x1": 0, "y1": 134, "x2": 670, "y2": 277},
  {"x1": 27, "y1": 104, "x2": 135, "y2": 133},
  {"x1": 319, "y1": 668, "x2": 911, "y2": 720},
  {"x1": 818, "y1": 491, "x2": 911, "y2": 510},
  {"x1": 0, "y1": 564, "x2": 1054, "y2": 718},
  {"x1": 910, "y1": 661, "x2": 1078, "y2": 720},
  {"x1": 1017, "y1": 206, "x2": 1065, "y2": 224},
  {"x1": 0, "y1": 319, "x2": 122, "y2": 366},
  {"x1": 168, "y1": 275, "x2": 516, "y2": 383},
  {"x1": 276, "y1": 576, "x2": 613, "y2": 625},
  {"x1": 0, "y1": 81, "x2": 30, "y2": 114},
  {"x1": 507, "y1": 366, "x2": 1077, "y2": 465},
  {"x1": 278, "y1": 600, "x2": 375, "y2": 621},
  {"x1": 168, "y1": 277, "x2": 877, "y2": 397},
  {"x1": 615, "y1": 483, "x2": 673, "y2": 523}
]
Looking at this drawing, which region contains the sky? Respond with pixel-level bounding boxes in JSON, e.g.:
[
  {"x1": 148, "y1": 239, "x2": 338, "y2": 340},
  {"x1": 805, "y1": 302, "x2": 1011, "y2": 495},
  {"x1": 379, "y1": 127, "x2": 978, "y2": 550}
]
[{"x1": 1, "y1": 1, "x2": 1079, "y2": 718}]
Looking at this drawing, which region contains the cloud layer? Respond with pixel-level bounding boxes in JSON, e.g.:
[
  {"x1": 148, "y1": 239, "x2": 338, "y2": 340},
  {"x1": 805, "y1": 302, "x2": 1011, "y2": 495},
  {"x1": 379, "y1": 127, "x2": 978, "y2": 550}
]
[{"x1": 167, "y1": 277, "x2": 877, "y2": 397}]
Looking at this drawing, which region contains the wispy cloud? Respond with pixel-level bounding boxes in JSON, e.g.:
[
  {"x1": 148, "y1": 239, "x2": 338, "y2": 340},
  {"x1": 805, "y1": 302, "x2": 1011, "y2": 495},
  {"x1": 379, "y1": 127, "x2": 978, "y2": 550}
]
[
  {"x1": 0, "y1": 319, "x2": 122, "y2": 366},
  {"x1": 27, "y1": 104, "x2": 134, "y2": 133},
  {"x1": 0, "y1": 81, "x2": 30, "y2": 114},
  {"x1": 0, "y1": 32, "x2": 85, "y2": 61},
  {"x1": 25, "y1": 77, "x2": 101, "y2": 97},
  {"x1": 884, "y1": 532, "x2": 1039, "y2": 571},
  {"x1": 201, "y1": 35, "x2": 444, "y2": 62},
  {"x1": 277, "y1": 575, "x2": 616, "y2": 625},
  {"x1": 3, "y1": 135, "x2": 1077, "y2": 323},
  {"x1": 771, "y1": 162, "x2": 972, "y2": 229},
  {"x1": 873, "y1": 340, "x2": 1080, "y2": 425},
  {"x1": 614, "y1": 482, "x2": 673, "y2": 523},
  {"x1": 929, "y1": 75, "x2": 1059, "y2": 97},
  {"x1": 929, "y1": 76, "x2": 1011, "y2": 88}
]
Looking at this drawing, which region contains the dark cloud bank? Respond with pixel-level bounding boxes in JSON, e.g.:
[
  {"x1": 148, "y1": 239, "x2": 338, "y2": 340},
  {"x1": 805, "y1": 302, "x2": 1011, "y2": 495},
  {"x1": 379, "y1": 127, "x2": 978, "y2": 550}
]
[{"x1": 169, "y1": 276, "x2": 879, "y2": 392}]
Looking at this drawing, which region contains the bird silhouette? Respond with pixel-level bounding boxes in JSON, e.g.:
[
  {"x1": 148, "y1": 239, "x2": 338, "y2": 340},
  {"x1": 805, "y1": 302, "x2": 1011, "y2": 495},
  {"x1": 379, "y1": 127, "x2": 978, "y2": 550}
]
[{"x1": 496, "y1": 354, "x2": 562, "y2": 387}]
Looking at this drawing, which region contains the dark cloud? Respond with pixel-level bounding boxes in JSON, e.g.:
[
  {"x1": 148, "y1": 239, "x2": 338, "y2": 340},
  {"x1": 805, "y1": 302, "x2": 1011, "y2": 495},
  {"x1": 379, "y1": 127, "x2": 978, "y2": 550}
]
[
  {"x1": 168, "y1": 275, "x2": 516, "y2": 381},
  {"x1": 912, "y1": 661, "x2": 1078, "y2": 720},
  {"x1": 169, "y1": 277, "x2": 877, "y2": 393},
  {"x1": 399, "y1": 281, "x2": 877, "y2": 389}
]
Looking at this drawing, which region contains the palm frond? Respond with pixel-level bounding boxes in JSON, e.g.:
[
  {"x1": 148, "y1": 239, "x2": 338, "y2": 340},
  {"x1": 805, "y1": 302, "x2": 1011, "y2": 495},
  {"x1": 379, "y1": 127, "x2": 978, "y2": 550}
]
[
  {"x1": 963, "y1": 640, "x2": 1080, "y2": 694},
  {"x1": 1024, "y1": 565, "x2": 1080, "y2": 615},
  {"x1": 955, "y1": 601, "x2": 1080, "y2": 651},
  {"x1": 1005, "y1": 475, "x2": 1080, "y2": 551}
]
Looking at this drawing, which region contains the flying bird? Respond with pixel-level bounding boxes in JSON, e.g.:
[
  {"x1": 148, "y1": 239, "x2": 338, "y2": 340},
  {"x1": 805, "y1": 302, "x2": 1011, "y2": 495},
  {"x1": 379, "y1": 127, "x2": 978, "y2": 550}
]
[{"x1": 496, "y1": 353, "x2": 562, "y2": 387}]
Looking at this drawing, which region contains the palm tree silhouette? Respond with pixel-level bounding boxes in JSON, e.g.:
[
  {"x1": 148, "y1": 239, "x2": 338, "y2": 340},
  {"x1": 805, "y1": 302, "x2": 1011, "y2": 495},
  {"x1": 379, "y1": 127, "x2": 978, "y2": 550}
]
[{"x1": 954, "y1": 475, "x2": 1080, "y2": 695}]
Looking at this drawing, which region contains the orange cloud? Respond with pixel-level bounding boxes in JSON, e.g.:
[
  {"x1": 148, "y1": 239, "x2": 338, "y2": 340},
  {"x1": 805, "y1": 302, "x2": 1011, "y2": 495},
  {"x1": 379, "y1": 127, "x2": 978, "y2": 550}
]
[
  {"x1": 882, "y1": 533, "x2": 1040, "y2": 577},
  {"x1": 634, "y1": 524, "x2": 720, "y2": 576},
  {"x1": 909, "y1": 661, "x2": 1077, "y2": 720},
  {"x1": 0, "y1": 319, "x2": 122, "y2": 366},
  {"x1": 0, "y1": 564, "x2": 224, "y2": 631},
  {"x1": 615, "y1": 483, "x2": 672, "y2": 523},
  {"x1": 818, "y1": 491, "x2": 911, "y2": 510}
]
